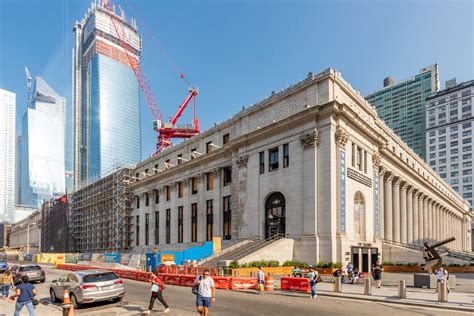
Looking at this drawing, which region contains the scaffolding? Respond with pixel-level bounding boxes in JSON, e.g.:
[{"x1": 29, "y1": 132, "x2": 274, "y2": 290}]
[{"x1": 69, "y1": 167, "x2": 132, "y2": 253}]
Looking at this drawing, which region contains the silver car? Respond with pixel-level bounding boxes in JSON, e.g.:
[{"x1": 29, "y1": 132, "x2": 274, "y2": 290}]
[{"x1": 49, "y1": 270, "x2": 125, "y2": 308}]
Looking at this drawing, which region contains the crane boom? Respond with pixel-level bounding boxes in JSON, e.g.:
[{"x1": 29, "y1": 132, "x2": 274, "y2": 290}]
[{"x1": 104, "y1": 0, "x2": 200, "y2": 154}]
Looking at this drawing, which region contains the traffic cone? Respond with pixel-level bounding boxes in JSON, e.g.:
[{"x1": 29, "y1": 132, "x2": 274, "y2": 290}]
[
  {"x1": 62, "y1": 290, "x2": 72, "y2": 316},
  {"x1": 67, "y1": 302, "x2": 75, "y2": 316},
  {"x1": 63, "y1": 290, "x2": 71, "y2": 305}
]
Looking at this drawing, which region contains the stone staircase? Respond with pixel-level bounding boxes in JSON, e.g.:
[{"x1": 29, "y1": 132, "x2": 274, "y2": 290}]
[{"x1": 198, "y1": 234, "x2": 287, "y2": 267}]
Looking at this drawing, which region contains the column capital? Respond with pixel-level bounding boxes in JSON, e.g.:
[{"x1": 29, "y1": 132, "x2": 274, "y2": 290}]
[
  {"x1": 212, "y1": 167, "x2": 222, "y2": 177},
  {"x1": 198, "y1": 173, "x2": 206, "y2": 183},
  {"x1": 335, "y1": 126, "x2": 349, "y2": 147},
  {"x1": 408, "y1": 187, "x2": 415, "y2": 195},
  {"x1": 300, "y1": 128, "x2": 320, "y2": 149},
  {"x1": 401, "y1": 182, "x2": 409, "y2": 190},
  {"x1": 384, "y1": 172, "x2": 394, "y2": 182},
  {"x1": 372, "y1": 152, "x2": 382, "y2": 168},
  {"x1": 236, "y1": 155, "x2": 249, "y2": 168},
  {"x1": 393, "y1": 177, "x2": 402, "y2": 186},
  {"x1": 182, "y1": 177, "x2": 190, "y2": 186}
]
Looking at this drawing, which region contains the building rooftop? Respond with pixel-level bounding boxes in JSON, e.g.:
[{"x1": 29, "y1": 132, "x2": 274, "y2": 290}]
[{"x1": 426, "y1": 79, "x2": 474, "y2": 101}]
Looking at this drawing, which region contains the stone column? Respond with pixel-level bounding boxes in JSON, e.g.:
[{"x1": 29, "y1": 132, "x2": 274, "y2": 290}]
[
  {"x1": 378, "y1": 169, "x2": 386, "y2": 240},
  {"x1": 407, "y1": 188, "x2": 414, "y2": 244},
  {"x1": 423, "y1": 198, "x2": 429, "y2": 243},
  {"x1": 418, "y1": 195, "x2": 424, "y2": 245},
  {"x1": 413, "y1": 192, "x2": 419, "y2": 245},
  {"x1": 392, "y1": 178, "x2": 401, "y2": 243},
  {"x1": 384, "y1": 174, "x2": 393, "y2": 241},
  {"x1": 436, "y1": 204, "x2": 440, "y2": 242},
  {"x1": 400, "y1": 183, "x2": 408, "y2": 244},
  {"x1": 428, "y1": 201, "x2": 433, "y2": 242},
  {"x1": 433, "y1": 203, "x2": 438, "y2": 242}
]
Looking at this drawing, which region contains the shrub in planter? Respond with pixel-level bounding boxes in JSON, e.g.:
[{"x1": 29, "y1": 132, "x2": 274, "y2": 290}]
[
  {"x1": 317, "y1": 261, "x2": 328, "y2": 268},
  {"x1": 229, "y1": 260, "x2": 239, "y2": 269},
  {"x1": 383, "y1": 261, "x2": 394, "y2": 266},
  {"x1": 327, "y1": 262, "x2": 334, "y2": 268},
  {"x1": 334, "y1": 262, "x2": 343, "y2": 269},
  {"x1": 268, "y1": 260, "x2": 279, "y2": 267}
]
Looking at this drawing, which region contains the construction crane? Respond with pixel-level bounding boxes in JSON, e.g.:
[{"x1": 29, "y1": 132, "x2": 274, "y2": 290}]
[{"x1": 103, "y1": 0, "x2": 199, "y2": 154}]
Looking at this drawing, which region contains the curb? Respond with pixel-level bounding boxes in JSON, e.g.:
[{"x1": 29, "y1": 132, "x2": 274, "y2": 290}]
[{"x1": 268, "y1": 290, "x2": 474, "y2": 313}]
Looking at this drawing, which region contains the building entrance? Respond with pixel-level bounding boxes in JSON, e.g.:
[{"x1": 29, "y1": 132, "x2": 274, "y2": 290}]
[
  {"x1": 351, "y1": 246, "x2": 378, "y2": 273},
  {"x1": 265, "y1": 192, "x2": 286, "y2": 239}
]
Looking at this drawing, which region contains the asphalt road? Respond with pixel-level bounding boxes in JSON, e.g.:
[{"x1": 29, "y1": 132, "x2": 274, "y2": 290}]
[{"x1": 25, "y1": 266, "x2": 473, "y2": 315}]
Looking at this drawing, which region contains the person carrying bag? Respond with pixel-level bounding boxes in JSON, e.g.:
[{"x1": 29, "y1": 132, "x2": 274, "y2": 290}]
[
  {"x1": 10, "y1": 275, "x2": 37, "y2": 316},
  {"x1": 144, "y1": 272, "x2": 170, "y2": 314}
]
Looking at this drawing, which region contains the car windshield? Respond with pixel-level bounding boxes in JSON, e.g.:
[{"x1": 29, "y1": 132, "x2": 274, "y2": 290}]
[
  {"x1": 19, "y1": 266, "x2": 41, "y2": 272},
  {"x1": 0, "y1": 261, "x2": 7, "y2": 265},
  {"x1": 83, "y1": 272, "x2": 118, "y2": 283}
]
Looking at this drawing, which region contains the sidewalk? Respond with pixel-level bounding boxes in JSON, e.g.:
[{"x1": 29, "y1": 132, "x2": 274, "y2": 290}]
[
  {"x1": 0, "y1": 298, "x2": 61, "y2": 316},
  {"x1": 262, "y1": 281, "x2": 474, "y2": 312}
]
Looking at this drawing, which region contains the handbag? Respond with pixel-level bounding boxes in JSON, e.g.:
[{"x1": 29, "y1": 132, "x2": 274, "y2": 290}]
[
  {"x1": 192, "y1": 276, "x2": 202, "y2": 295},
  {"x1": 151, "y1": 284, "x2": 160, "y2": 292},
  {"x1": 315, "y1": 275, "x2": 323, "y2": 284}
]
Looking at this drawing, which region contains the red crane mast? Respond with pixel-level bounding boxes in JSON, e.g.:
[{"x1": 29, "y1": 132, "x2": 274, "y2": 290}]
[{"x1": 103, "y1": 0, "x2": 199, "y2": 154}]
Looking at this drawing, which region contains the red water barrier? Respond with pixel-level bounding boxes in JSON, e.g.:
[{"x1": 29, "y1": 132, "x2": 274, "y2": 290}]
[
  {"x1": 162, "y1": 273, "x2": 181, "y2": 285},
  {"x1": 280, "y1": 277, "x2": 310, "y2": 293},
  {"x1": 213, "y1": 277, "x2": 231, "y2": 290},
  {"x1": 136, "y1": 271, "x2": 152, "y2": 282},
  {"x1": 230, "y1": 278, "x2": 258, "y2": 290},
  {"x1": 180, "y1": 275, "x2": 197, "y2": 287}
]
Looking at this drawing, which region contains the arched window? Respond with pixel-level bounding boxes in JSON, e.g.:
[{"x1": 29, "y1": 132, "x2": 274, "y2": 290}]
[
  {"x1": 265, "y1": 192, "x2": 286, "y2": 239},
  {"x1": 135, "y1": 195, "x2": 140, "y2": 209}
]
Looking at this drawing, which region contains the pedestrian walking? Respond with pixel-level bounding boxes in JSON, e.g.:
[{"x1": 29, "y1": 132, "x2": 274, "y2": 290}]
[
  {"x1": 346, "y1": 262, "x2": 354, "y2": 282},
  {"x1": 1, "y1": 270, "x2": 14, "y2": 298},
  {"x1": 292, "y1": 265, "x2": 301, "y2": 277},
  {"x1": 371, "y1": 260, "x2": 383, "y2": 288},
  {"x1": 144, "y1": 272, "x2": 170, "y2": 314},
  {"x1": 434, "y1": 265, "x2": 450, "y2": 293},
  {"x1": 10, "y1": 275, "x2": 37, "y2": 316},
  {"x1": 307, "y1": 266, "x2": 318, "y2": 299},
  {"x1": 257, "y1": 266, "x2": 265, "y2": 294},
  {"x1": 193, "y1": 269, "x2": 215, "y2": 316}
]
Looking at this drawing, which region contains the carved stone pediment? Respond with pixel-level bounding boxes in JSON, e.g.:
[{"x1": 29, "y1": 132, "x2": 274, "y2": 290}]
[{"x1": 300, "y1": 129, "x2": 320, "y2": 149}]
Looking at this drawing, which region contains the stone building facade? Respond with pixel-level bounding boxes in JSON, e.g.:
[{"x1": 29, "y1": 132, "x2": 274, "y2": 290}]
[{"x1": 130, "y1": 69, "x2": 472, "y2": 270}]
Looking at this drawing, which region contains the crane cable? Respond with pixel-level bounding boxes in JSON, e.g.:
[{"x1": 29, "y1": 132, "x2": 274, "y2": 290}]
[{"x1": 122, "y1": 0, "x2": 194, "y2": 89}]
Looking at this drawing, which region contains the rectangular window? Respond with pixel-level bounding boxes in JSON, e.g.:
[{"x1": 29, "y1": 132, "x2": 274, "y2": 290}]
[
  {"x1": 192, "y1": 177, "x2": 198, "y2": 194},
  {"x1": 136, "y1": 215, "x2": 140, "y2": 246},
  {"x1": 178, "y1": 182, "x2": 184, "y2": 198},
  {"x1": 155, "y1": 189, "x2": 159, "y2": 204},
  {"x1": 463, "y1": 153, "x2": 472, "y2": 160},
  {"x1": 135, "y1": 172, "x2": 140, "y2": 182},
  {"x1": 166, "y1": 209, "x2": 171, "y2": 244},
  {"x1": 463, "y1": 138, "x2": 472, "y2": 144},
  {"x1": 223, "y1": 196, "x2": 232, "y2": 240},
  {"x1": 145, "y1": 193, "x2": 150, "y2": 206},
  {"x1": 145, "y1": 168, "x2": 149, "y2": 176},
  {"x1": 451, "y1": 141, "x2": 458, "y2": 147},
  {"x1": 191, "y1": 203, "x2": 198, "y2": 242},
  {"x1": 178, "y1": 206, "x2": 183, "y2": 243},
  {"x1": 154, "y1": 164, "x2": 159, "y2": 174},
  {"x1": 207, "y1": 173, "x2": 214, "y2": 191},
  {"x1": 154, "y1": 211, "x2": 159, "y2": 244},
  {"x1": 451, "y1": 171, "x2": 459, "y2": 177},
  {"x1": 177, "y1": 154, "x2": 182, "y2": 165},
  {"x1": 463, "y1": 146, "x2": 472, "y2": 152},
  {"x1": 283, "y1": 143, "x2": 289, "y2": 168},
  {"x1": 463, "y1": 161, "x2": 473, "y2": 167},
  {"x1": 259, "y1": 152, "x2": 265, "y2": 174},
  {"x1": 166, "y1": 186, "x2": 171, "y2": 201},
  {"x1": 451, "y1": 148, "x2": 459, "y2": 154},
  {"x1": 206, "y1": 141, "x2": 213, "y2": 153},
  {"x1": 269, "y1": 147, "x2": 279, "y2": 171},
  {"x1": 206, "y1": 200, "x2": 213, "y2": 242},
  {"x1": 223, "y1": 167, "x2": 232, "y2": 186},
  {"x1": 463, "y1": 176, "x2": 472, "y2": 183},
  {"x1": 223, "y1": 133, "x2": 230, "y2": 145},
  {"x1": 451, "y1": 133, "x2": 458, "y2": 139},
  {"x1": 145, "y1": 213, "x2": 149, "y2": 246},
  {"x1": 463, "y1": 130, "x2": 472, "y2": 137},
  {"x1": 463, "y1": 122, "x2": 471, "y2": 129}
]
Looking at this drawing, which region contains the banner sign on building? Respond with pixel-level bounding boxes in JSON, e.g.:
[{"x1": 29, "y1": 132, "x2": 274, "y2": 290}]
[
  {"x1": 374, "y1": 169, "x2": 380, "y2": 238},
  {"x1": 79, "y1": 253, "x2": 92, "y2": 261},
  {"x1": 340, "y1": 149, "x2": 346, "y2": 233},
  {"x1": 104, "y1": 253, "x2": 121, "y2": 263}
]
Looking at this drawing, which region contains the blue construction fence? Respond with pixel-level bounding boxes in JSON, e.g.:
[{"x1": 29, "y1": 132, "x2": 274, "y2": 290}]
[{"x1": 146, "y1": 241, "x2": 214, "y2": 272}]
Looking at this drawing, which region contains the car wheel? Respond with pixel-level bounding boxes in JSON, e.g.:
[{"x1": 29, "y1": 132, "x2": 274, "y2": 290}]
[
  {"x1": 70, "y1": 293, "x2": 81, "y2": 309},
  {"x1": 50, "y1": 289, "x2": 58, "y2": 303},
  {"x1": 112, "y1": 297, "x2": 123, "y2": 303}
]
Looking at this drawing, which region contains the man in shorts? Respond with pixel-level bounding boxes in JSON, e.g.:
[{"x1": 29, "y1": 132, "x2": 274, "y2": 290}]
[{"x1": 194, "y1": 269, "x2": 216, "y2": 316}]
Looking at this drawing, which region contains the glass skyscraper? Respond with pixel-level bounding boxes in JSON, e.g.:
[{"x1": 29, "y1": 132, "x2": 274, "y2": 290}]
[
  {"x1": 366, "y1": 64, "x2": 440, "y2": 160},
  {"x1": 73, "y1": 1, "x2": 141, "y2": 189},
  {"x1": 20, "y1": 76, "x2": 66, "y2": 207},
  {"x1": 0, "y1": 89, "x2": 16, "y2": 223}
]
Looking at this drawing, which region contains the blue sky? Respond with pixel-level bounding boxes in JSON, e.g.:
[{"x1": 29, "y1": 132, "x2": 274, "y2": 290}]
[{"x1": 0, "y1": 0, "x2": 473, "y2": 164}]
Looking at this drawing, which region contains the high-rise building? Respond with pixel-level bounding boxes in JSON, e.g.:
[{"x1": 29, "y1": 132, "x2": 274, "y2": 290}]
[
  {"x1": 366, "y1": 64, "x2": 440, "y2": 159},
  {"x1": 0, "y1": 89, "x2": 16, "y2": 223},
  {"x1": 20, "y1": 75, "x2": 66, "y2": 207},
  {"x1": 426, "y1": 79, "x2": 473, "y2": 211},
  {"x1": 73, "y1": 1, "x2": 141, "y2": 189}
]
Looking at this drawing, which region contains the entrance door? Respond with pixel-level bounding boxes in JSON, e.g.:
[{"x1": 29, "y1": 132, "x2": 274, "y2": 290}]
[
  {"x1": 362, "y1": 248, "x2": 369, "y2": 273},
  {"x1": 265, "y1": 192, "x2": 286, "y2": 239},
  {"x1": 352, "y1": 247, "x2": 360, "y2": 271}
]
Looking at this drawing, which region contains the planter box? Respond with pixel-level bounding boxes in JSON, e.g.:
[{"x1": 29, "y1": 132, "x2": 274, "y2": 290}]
[
  {"x1": 383, "y1": 266, "x2": 422, "y2": 273},
  {"x1": 446, "y1": 266, "x2": 474, "y2": 273}
]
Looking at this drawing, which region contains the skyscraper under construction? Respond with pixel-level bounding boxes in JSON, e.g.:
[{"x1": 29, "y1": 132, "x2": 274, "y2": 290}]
[{"x1": 73, "y1": 0, "x2": 141, "y2": 189}]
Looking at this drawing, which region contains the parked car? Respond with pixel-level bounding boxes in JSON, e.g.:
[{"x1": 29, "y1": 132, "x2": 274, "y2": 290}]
[
  {"x1": 0, "y1": 260, "x2": 8, "y2": 273},
  {"x1": 11, "y1": 264, "x2": 45, "y2": 284},
  {"x1": 49, "y1": 270, "x2": 125, "y2": 309}
]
